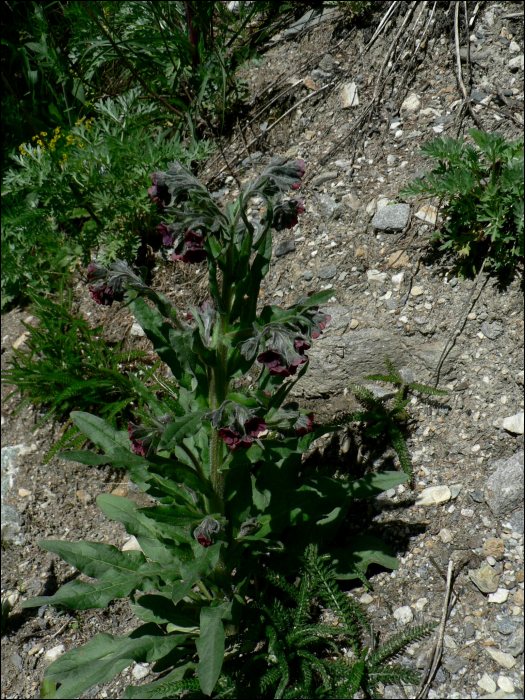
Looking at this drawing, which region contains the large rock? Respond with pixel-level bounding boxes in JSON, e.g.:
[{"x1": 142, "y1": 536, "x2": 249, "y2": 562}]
[
  {"x1": 371, "y1": 203, "x2": 410, "y2": 232},
  {"x1": 484, "y1": 451, "x2": 524, "y2": 518}
]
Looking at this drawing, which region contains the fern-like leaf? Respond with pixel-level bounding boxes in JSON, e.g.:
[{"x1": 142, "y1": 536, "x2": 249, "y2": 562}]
[{"x1": 368, "y1": 621, "x2": 437, "y2": 667}]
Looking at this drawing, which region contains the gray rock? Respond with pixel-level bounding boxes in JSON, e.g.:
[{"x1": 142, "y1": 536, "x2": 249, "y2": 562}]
[
  {"x1": 434, "y1": 115, "x2": 454, "y2": 125},
  {"x1": 464, "y1": 622, "x2": 476, "y2": 639},
  {"x1": 484, "y1": 451, "x2": 524, "y2": 517},
  {"x1": 506, "y1": 507, "x2": 524, "y2": 535},
  {"x1": 442, "y1": 653, "x2": 467, "y2": 674},
  {"x1": 318, "y1": 265, "x2": 337, "y2": 280},
  {"x1": 497, "y1": 619, "x2": 517, "y2": 636},
  {"x1": 481, "y1": 321, "x2": 503, "y2": 339},
  {"x1": 470, "y1": 89, "x2": 488, "y2": 103},
  {"x1": 458, "y1": 48, "x2": 488, "y2": 64},
  {"x1": 283, "y1": 7, "x2": 336, "y2": 38},
  {"x1": 302, "y1": 270, "x2": 314, "y2": 281},
  {"x1": 363, "y1": 383, "x2": 398, "y2": 401},
  {"x1": 371, "y1": 203, "x2": 410, "y2": 232},
  {"x1": 311, "y1": 69, "x2": 332, "y2": 83},
  {"x1": 516, "y1": 370, "x2": 524, "y2": 385},
  {"x1": 503, "y1": 629, "x2": 524, "y2": 657},
  {"x1": 274, "y1": 240, "x2": 295, "y2": 257},
  {"x1": 316, "y1": 194, "x2": 341, "y2": 220},
  {"x1": 318, "y1": 53, "x2": 335, "y2": 73},
  {"x1": 241, "y1": 150, "x2": 262, "y2": 166},
  {"x1": 469, "y1": 563, "x2": 500, "y2": 593},
  {"x1": 10, "y1": 653, "x2": 23, "y2": 672},
  {"x1": 311, "y1": 171, "x2": 338, "y2": 188},
  {"x1": 293, "y1": 306, "x2": 460, "y2": 398}
]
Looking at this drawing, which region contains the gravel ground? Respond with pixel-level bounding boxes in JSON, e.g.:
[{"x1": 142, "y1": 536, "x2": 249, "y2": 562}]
[{"x1": 1, "y1": 2, "x2": 523, "y2": 698}]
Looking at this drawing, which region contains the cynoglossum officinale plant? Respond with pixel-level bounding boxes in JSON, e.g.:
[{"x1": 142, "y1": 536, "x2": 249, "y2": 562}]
[{"x1": 22, "y1": 158, "x2": 409, "y2": 699}]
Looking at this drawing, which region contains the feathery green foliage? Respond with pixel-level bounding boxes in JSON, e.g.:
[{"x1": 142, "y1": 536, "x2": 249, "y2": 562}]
[
  {"x1": 400, "y1": 129, "x2": 524, "y2": 278},
  {"x1": 348, "y1": 356, "x2": 447, "y2": 476},
  {"x1": 1, "y1": 287, "x2": 147, "y2": 462},
  {"x1": 136, "y1": 545, "x2": 436, "y2": 699}
]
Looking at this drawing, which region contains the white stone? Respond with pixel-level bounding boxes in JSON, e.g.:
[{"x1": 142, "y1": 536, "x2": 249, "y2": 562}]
[
  {"x1": 415, "y1": 485, "x2": 452, "y2": 506},
  {"x1": 444, "y1": 634, "x2": 457, "y2": 649},
  {"x1": 415, "y1": 597, "x2": 428, "y2": 611},
  {"x1": 508, "y1": 55, "x2": 524, "y2": 71},
  {"x1": 132, "y1": 663, "x2": 150, "y2": 680},
  {"x1": 366, "y1": 199, "x2": 377, "y2": 216},
  {"x1": 377, "y1": 197, "x2": 390, "y2": 211},
  {"x1": 130, "y1": 323, "x2": 146, "y2": 337},
  {"x1": 342, "y1": 193, "x2": 361, "y2": 211},
  {"x1": 509, "y1": 41, "x2": 520, "y2": 54},
  {"x1": 387, "y1": 155, "x2": 396, "y2": 166},
  {"x1": 349, "y1": 319, "x2": 359, "y2": 330},
  {"x1": 341, "y1": 82, "x2": 359, "y2": 108},
  {"x1": 501, "y1": 413, "x2": 524, "y2": 435},
  {"x1": 393, "y1": 606, "x2": 413, "y2": 625},
  {"x1": 497, "y1": 676, "x2": 515, "y2": 693},
  {"x1": 122, "y1": 536, "x2": 142, "y2": 552},
  {"x1": 477, "y1": 673, "x2": 497, "y2": 693},
  {"x1": 43, "y1": 645, "x2": 66, "y2": 665},
  {"x1": 415, "y1": 204, "x2": 438, "y2": 225},
  {"x1": 487, "y1": 588, "x2": 509, "y2": 604},
  {"x1": 401, "y1": 93, "x2": 421, "y2": 114},
  {"x1": 485, "y1": 648, "x2": 516, "y2": 669},
  {"x1": 391, "y1": 272, "x2": 404, "y2": 291},
  {"x1": 359, "y1": 593, "x2": 374, "y2": 604},
  {"x1": 395, "y1": 129, "x2": 403, "y2": 139},
  {"x1": 439, "y1": 528, "x2": 453, "y2": 543},
  {"x1": 18, "y1": 488, "x2": 31, "y2": 498},
  {"x1": 367, "y1": 270, "x2": 387, "y2": 284}
]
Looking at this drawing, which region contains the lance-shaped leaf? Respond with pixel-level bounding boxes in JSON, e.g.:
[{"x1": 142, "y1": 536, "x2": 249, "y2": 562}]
[
  {"x1": 158, "y1": 411, "x2": 207, "y2": 450},
  {"x1": 42, "y1": 625, "x2": 187, "y2": 699},
  {"x1": 196, "y1": 602, "x2": 232, "y2": 696},
  {"x1": 171, "y1": 544, "x2": 223, "y2": 606},
  {"x1": 70, "y1": 412, "x2": 130, "y2": 454},
  {"x1": 329, "y1": 536, "x2": 400, "y2": 580}
]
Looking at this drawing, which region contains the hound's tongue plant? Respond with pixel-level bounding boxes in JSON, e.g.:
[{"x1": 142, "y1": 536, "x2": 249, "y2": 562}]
[{"x1": 22, "y1": 158, "x2": 410, "y2": 699}]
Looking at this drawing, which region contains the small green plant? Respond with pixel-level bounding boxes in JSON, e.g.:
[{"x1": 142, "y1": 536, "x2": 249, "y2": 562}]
[
  {"x1": 115, "y1": 546, "x2": 436, "y2": 698},
  {"x1": 1, "y1": 287, "x2": 147, "y2": 463},
  {"x1": 350, "y1": 357, "x2": 447, "y2": 477},
  {"x1": 2, "y1": 89, "x2": 213, "y2": 308},
  {"x1": 21, "y1": 159, "x2": 412, "y2": 699},
  {"x1": 400, "y1": 129, "x2": 524, "y2": 277}
]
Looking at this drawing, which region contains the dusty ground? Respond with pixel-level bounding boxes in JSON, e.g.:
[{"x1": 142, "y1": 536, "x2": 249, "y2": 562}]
[{"x1": 2, "y1": 2, "x2": 524, "y2": 699}]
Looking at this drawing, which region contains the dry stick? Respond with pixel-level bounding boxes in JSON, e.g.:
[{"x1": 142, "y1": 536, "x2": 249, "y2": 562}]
[
  {"x1": 81, "y1": 2, "x2": 183, "y2": 119},
  {"x1": 453, "y1": 2, "x2": 484, "y2": 131},
  {"x1": 206, "y1": 81, "x2": 335, "y2": 185},
  {"x1": 318, "y1": 1, "x2": 419, "y2": 168},
  {"x1": 433, "y1": 257, "x2": 490, "y2": 387},
  {"x1": 415, "y1": 560, "x2": 455, "y2": 700}
]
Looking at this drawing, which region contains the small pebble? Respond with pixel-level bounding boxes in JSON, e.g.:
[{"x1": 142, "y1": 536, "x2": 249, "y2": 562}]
[
  {"x1": 393, "y1": 606, "x2": 413, "y2": 625},
  {"x1": 497, "y1": 676, "x2": 515, "y2": 693},
  {"x1": 477, "y1": 673, "x2": 497, "y2": 693},
  {"x1": 43, "y1": 645, "x2": 66, "y2": 665},
  {"x1": 132, "y1": 663, "x2": 150, "y2": 680},
  {"x1": 488, "y1": 588, "x2": 509, "y2": 604}
]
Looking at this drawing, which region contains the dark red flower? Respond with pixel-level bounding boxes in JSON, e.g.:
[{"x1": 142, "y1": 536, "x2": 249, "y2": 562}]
[
  {"x1": 197, "y1": 534, "x2": 211, "y2": 547},
  {"x1": 172, "y1": 230, "x2": 207, "y2": 264},
  {"x1": 218, "y1": 428, "x2": 253, "y2": 451},
  {"x1": 294, "y1": 339, "x2": 311, "y2": 355},
  {"x1": 148, "y1": 172, "x2": 171, "y2": 206},
  {"x1": 127, "y1": 422, "x2": 147, "y2": 456},
  {"x1": 257, "y1": 350, "x2": 283, "y2": 370},
  {"x1": 89, "y1": 285, "x2": 114, "y2": 306},
  {"x1": 87, "y1": 263, "x2": 97, "y2": 280},
  {"x1": 288, "y1": 355, "x2": 308, "y2": 376},
  {"x1": 297, "y1": 413, "x2": 314, "y2": 437},
  {"x1": 244, "y1": 417, "x2": 267, "y2": 438},
  {"x1": 158, "y1": 223, "x2": 174, "y2": 247}
]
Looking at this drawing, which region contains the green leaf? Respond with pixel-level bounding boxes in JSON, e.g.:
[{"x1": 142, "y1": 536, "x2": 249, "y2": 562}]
[
  {"x1": 40, "y1": 679, "x2": 56, "y2": 699},
  {"x1": 35, "y1": 540, "x2": 146, "y2": 580},
  {"x1": 347, "y1": 471, "x2": 408, "y2": 499},
  {"x1": 158, "y1": 412, "x2": 206, "y2": 450},
  {"x1": 330, "y1": 536, "x2": 399, "y2": 579},
  {"x1": 70, "y1": 412, "x2": 129, "y2": 454},
  {"x1": 122, "y1": 662, "x2": 196, "y2": 699},
  {"x1": 58, "y1": 450, "x2": 110, "y2": 466},
  {"x1": 196, "y1": 603, "x2": 231, "y2": 696},
  {"x1": 132, "y1": 595, "x2": 199, "y2": 632},
  {"x1": 96, "y1": 495, "x2": 184, "y2": 565},
  {"x1": 43, "y1": 627, "x2": 187, "y2": 700},
  {"x1": 171, "y1": 544, "x2": 223, "y2": 606}
]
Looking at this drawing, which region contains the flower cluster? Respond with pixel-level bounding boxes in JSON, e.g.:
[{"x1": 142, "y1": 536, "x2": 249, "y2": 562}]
[
  {"x1": 148, "y1": 171, "x2": 172, "y2": 207},
  {"x1": 127, "y1": 422, "x2": 148, "y2": 456},
  {"x1": 172, "y1": 230, "x2": 207, "y2": 264},
  {"x1": 193, "y1": 517, "x2": 221, "y2": 547},
  {"x1": 218, "y1": 416, "x2": 267, "y2": 451},
  {"x1": 86, "y1": 260, "x2": 148, "y2": 307},
  {"x1": 157, "y1": 222, "x2": 175, "y2": 247},
  {"x1": 257, "y1": 348, "x2": 307, "y2": 378},
  {"x1": 272, "y1": 198, "x2": 305, "y2": 231}
]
